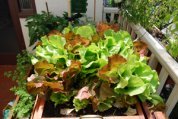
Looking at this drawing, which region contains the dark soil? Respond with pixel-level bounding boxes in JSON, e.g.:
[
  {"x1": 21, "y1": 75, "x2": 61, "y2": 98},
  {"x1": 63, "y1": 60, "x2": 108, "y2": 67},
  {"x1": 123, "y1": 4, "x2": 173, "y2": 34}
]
[{"x1": 42, "y1": 100, "x2": 136, "y2": 117}]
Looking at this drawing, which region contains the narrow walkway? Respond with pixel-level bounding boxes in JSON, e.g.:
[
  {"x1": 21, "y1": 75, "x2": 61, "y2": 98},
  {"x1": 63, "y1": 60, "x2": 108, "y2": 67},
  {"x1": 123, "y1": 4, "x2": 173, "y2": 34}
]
[{"x1": 0, "y1": 65, "x2": 16, "y2": 118}]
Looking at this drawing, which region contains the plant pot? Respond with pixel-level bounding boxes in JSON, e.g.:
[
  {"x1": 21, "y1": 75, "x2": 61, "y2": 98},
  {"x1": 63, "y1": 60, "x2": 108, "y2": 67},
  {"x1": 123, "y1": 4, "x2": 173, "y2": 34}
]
[{"x1": 31, "y1": 96, "x2": 146, "y2": 119}]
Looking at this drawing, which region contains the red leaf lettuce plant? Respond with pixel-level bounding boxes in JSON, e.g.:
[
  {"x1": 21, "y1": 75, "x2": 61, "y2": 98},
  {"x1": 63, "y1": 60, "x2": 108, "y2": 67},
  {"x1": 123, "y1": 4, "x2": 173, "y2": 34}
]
[{"x1": 27, "y1": 23, "x2": 163, "y2": 113}]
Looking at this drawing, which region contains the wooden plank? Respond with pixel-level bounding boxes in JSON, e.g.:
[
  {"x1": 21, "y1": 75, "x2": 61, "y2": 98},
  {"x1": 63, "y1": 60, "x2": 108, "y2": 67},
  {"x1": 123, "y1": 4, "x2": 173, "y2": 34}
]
[
  {"x1": 118, "y1": 15, "x2": 123, "y2": 27},
  {"x1": 136, "y1": 102, "x2": 145, "y2": 119},
  {"x1": 127, "y1": 24, "x2": 132, "y2": 34},
  {"x1": 103, "y1": 7, "x2": 119, "y2": 13},
  {"x1": 34, "y1": 99, "x2": 145, "y2": 119},
  {"x1": 31, "y1": 95, "x2": 40, "y2": 119},
  {"x1": 157, "y1": 67, "x2": 169, "y2": 94},
  {"x1": 141, "y1": 103, "x2": 154, "y2": 119},
  {"x1": 166, "y1": 85, "x2": 178, "y2": 116},
  {"x1": 42, "y1": 117, "x2": 142, "y2": 119},
  {"x1": 123, "y1": 20, "x2": 127, "y2": 30},
  {"x1": 153, "y1": 112, "x2": 167, "y2": 119},
  {"x1": 104, "y1": 116, "x2": 143, "y2": 119},
  {"x1": 103, "y1": 13, "x2": 106, "y2": 22},
  {"x1": 7, "y1": 96, "x2": 20, "y2": 119},
  {"x1": 141, "y1": 102, "x2": 167, "y2": 119},
  {"x1": 131, "y1": 29, "x2": 136, "y2": 39},
  {"x1": 32, "y1": 96, "x2": 45, "y2": 119},
  {"x1": 103, "y1": 7, "x2": 119, "y2": 23},
  {"x1": 148, "y1": 54, "x2": 158, "y2": 70},
  {"x1": 42, "y1": 117, "x2": 80, "y2": 119},
  {"x1": 110, "y1": 13, "x2": 115, "y2": 22}
]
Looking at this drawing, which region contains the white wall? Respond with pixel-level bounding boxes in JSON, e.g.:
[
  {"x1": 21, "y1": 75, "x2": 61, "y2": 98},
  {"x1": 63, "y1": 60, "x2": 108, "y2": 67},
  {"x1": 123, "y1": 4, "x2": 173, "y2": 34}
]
[
  {"x1": 20, "y1": 0, "x2": 103, "y2": 52},
  {"x1": 35, "y1": 0, "x2": 103, "y2": 22},
  {"x1": 20, "y1": 18, "x2": 36, "y2": 53}
]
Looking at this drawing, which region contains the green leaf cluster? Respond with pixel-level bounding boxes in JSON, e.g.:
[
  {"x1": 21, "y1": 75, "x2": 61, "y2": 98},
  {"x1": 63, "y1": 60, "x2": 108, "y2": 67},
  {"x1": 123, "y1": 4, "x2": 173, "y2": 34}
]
[
  {"x1": 32, "y1": 35, "x2": 67, "y2": 65},
  {"x1": 167, "y1": 38, "x2": 178, "y2": 61},
  {"x1": 119, "y1": 0, "x2": 178, "y2": 30},
  {"x1": 26, "y1": 12, "x2": 81, "y2": 46},
  {"x1": 114, "y1": 55, "x2": 160, "y2": 102},
  {"x1": 118, "y1": 0, "x2": 178, "y2": 61},
  {"x1": 4, "y1": 51, "x2": 35, "y2": 118},
  {"x1": 4, "y1": 50, "x2": 32, "y2": 88},
  {"x1": 11, "y1": 87, "x2": 35, "y2": 119},
  {"x1": 119, "y1": 0, "x2": 155, "y2": 28},
  {"x1": 28, "y1": 24, "x2": 163, "y2": 112}
]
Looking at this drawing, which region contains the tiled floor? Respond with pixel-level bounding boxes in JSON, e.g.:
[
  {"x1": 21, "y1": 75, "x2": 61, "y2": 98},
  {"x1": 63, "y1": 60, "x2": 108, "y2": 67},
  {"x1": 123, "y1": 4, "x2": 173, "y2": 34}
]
[{"x1": 0, "y1": 65, "x2": 16, "y2": 118}]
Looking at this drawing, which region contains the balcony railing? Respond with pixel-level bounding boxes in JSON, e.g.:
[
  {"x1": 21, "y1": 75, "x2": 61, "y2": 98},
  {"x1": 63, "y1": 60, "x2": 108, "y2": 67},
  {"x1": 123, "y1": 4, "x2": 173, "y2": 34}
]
[{"x1": 103, "y1": 7, "x2": 178, "y2": 118}]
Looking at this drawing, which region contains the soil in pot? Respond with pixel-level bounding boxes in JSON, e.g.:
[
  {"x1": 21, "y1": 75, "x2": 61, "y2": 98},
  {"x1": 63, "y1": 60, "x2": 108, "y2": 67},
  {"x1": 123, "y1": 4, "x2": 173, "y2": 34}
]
[{"x1": 42, "y1": 100, "x2": 137, "y2": 117}]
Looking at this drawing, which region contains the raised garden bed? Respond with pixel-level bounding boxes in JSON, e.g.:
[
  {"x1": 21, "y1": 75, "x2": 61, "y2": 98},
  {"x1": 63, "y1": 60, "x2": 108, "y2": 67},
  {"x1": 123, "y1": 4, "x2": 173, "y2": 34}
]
[
  {"x1": 27, "y1": 23, "x2": 165, "y2": 119},
  {"x1": 7, "y1": 95, "x2": 166, "y2": 119},
  {"x1": 6, "y1": 23, "x2": 167, "y2": 119},
  {"x1": 30, "y1": 96, "x2": 166, "y2": 119},
  {"x1": 32, "y1": 96, "x2": 145, "y2": 119}
]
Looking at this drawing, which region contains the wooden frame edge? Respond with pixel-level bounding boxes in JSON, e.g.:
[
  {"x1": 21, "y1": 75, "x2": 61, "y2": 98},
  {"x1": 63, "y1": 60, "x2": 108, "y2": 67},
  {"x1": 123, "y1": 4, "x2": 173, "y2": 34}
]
[
  {"x1": 32, "y1": 98, "x2": 145, "y2": 119},
  {"x1": 7, "y1": 96, "x2": 20, "y2": 119}
]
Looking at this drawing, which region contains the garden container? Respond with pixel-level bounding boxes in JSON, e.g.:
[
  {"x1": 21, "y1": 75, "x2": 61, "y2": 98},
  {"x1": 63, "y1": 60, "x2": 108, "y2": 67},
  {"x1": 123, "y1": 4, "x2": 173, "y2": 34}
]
[{"x1": 31, "y1": 96, "x2": 146, "y2": 119}]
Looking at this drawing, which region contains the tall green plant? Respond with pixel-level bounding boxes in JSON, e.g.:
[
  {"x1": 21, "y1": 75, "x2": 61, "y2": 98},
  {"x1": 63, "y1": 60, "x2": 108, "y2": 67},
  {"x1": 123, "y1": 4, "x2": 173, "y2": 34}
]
[
  {"x1": 119, "y1": 0, "x2": 178, "y2": 61},
  {"x1": 150, "y1": 0, "x2": 178, "y2": 30},
  {"x1": 26, "y1": 12, "x2": 69, "y2": 46},
  {"x1": 119, "y1": 0, "x2": 155, "y2": 28},
  {"x1": 119, "y1": 0, "x2": 178, "y2": 30},
  {"x1": 26, "y1": 12, "x2": 82, "y2": 46}
]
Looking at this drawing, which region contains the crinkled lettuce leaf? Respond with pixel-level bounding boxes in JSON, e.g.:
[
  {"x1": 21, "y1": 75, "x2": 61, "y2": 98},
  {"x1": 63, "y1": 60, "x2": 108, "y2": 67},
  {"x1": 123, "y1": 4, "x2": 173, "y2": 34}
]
[
  {"x1": 73, "y1": 25, "x2": 96, "y2": 39},
  {"x1": 50, "y1": 93, "x2": 71, "y2": 106},
  {"x1": 73, "y1": 99, "x2": 89, "y2": 112},
  {"x1": 32, "y1": 35, "x2": 67, "y2": 65},
  {"x1": 114, "y1": 54, "x2": 159, "y2": 102}
]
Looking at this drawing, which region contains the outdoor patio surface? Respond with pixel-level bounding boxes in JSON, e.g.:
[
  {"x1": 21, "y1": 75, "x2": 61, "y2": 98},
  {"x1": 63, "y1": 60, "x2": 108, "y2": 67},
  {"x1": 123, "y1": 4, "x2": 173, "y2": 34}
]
[{"x1": 0, "y1": 65, "x2": 16, "y2": 118}]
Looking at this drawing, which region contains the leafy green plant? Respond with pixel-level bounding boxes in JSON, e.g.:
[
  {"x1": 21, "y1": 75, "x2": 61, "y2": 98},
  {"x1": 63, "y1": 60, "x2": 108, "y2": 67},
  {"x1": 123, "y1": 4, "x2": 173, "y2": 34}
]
[
  {"x1": 119, "y1": 0, "x2": 178, "y2": 30},
  {"x1": 11, "y1": 87, "x2": 35, "y2": 118},
  {"x1": 118, "y1": 0, "x2": 178, "y2": 62},
  {"x1": 167, "y1": 38, "x2": 178, "y2": 61},
  {"x1": 150, "y1": 0, "x2": 178, "y2": 30},
  {"x1": 4, "y1": 51, "x2": 35, "y2": 119},
  {"x1": 4, "y1": 50, "x2": 32, "y2": 87},
  {"x1": 119, "y1": 0, "x2": 155, "y2": 28},
  {"x1": 27, "y1": 24, "x2": 163, "y2": 113},
  {"x1": 26, "y1": 12, "x2": 81, "y2": 46},
  {"x1": 26, "y1": 12, "x2": 68, "y2": 46}
]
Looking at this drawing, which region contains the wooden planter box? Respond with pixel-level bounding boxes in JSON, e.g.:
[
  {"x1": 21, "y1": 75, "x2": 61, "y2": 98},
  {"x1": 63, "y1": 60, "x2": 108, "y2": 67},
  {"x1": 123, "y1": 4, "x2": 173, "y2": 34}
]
[
  {"x1": 30, "y1": 95, "x2": 167, "y2": 119},
  {"x1": 7, "y1": 92, "x2": 167, "y2": 119},
  {"x1": 141, "y1": 103, "x2": 167, "y2": 119},
  {"x1": 31, "y1": 96, "x2": 145, "y2": 119}
]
